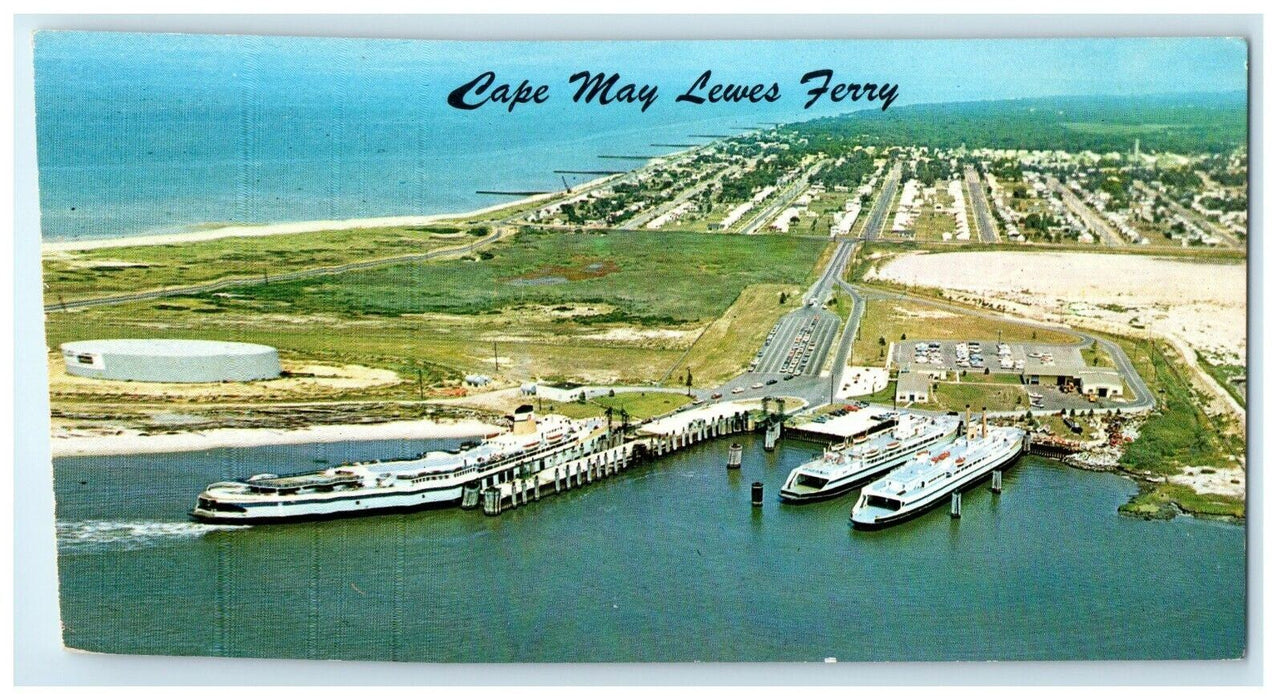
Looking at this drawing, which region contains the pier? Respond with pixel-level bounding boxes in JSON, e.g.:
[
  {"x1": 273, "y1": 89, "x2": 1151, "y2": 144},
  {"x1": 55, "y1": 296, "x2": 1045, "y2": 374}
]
[{"x1": 478, "y1": 402, "x2": 758, "y2": 516}]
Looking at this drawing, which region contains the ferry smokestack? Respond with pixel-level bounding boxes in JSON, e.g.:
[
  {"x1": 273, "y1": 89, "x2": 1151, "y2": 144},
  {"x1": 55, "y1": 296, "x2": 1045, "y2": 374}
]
[
  {"x1": 511, "y1": 404, "x2": 537, "y2": 436},
  {"x1": 982, "y1": 406, "x2": 988, "y2": 438}
]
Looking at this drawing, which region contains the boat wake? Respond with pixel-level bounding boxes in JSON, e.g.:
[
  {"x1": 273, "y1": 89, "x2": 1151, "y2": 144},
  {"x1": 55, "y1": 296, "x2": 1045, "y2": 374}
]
[{"x1": 56, "y1": 520, "x2": 250, "y2": 554}]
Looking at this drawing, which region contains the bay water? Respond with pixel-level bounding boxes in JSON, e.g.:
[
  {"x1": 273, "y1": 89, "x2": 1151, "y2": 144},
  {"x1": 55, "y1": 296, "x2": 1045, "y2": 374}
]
[{"x1": 53, "y1": 436, "x2": 1245, "y2": 662}]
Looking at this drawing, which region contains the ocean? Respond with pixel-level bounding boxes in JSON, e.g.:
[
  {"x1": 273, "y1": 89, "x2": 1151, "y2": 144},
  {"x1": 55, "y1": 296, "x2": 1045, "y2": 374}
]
[
  {"x1": 33, "y1": 33, "x2": 863, "y2": 242},
  {"x1": 53, "y1": 436, "x2": 1245, "y2": 662}
]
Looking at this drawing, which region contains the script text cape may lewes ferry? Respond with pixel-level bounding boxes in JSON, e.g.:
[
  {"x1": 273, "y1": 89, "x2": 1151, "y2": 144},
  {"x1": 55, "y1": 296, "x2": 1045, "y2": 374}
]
[{"x1": 446, "y1": 70, "x2": 900, "y2": 113}]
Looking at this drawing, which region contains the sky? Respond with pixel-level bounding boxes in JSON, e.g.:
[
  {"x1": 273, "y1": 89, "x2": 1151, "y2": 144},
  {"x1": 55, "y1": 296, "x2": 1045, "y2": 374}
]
[{"x1": 36, "y1": 33, "x2": 1247, "y2": 115}]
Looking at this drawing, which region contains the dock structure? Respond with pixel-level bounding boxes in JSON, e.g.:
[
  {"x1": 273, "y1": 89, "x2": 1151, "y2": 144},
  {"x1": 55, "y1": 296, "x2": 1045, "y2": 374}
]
[{"x1": 479, "y1": 401, "x2": 758, "y2": 516}]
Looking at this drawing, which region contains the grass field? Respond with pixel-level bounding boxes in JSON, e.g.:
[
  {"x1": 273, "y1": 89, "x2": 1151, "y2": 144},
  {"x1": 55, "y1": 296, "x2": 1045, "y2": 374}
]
[
  {"x1": 1196, "y1": 352, "x2": 1247, "y2": 408},
  {"x1": 927, "y1": 381, "x2": 1030, "y2": 412},
  {"x1": 45, "y1": 230, "x2": 829, "y2": 413},
  {"x1": 675, "y1": 283, "x2": 800, "y2": 387},
  {"x1": 226, "y1": 229, "x2": 826, "y2": 323},
  {"x1": 547, "y1": 392, "x2": 693, "y2": 421},
  {"x1": 43, "y1": 224, "x2": 486, "y2": 301},
  {"x1": 1116, "y1": 334, "x2": 1242, "y2": 477},
  {"x1": 1119, "y1": 482, "x2": 1245, "y2": 520}
]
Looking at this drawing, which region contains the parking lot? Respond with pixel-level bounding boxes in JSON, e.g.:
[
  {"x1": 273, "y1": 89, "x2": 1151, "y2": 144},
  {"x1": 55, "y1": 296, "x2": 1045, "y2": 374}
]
[
  {"x1": 751, "y1": 308, "x2": 839, "y2": 378},
  {"x1": 893, "y1": 339, "x2": 1082, "y2": 377},
  {"x1": 892, "y1": 338, "x2": 1124, "y2": 413}
]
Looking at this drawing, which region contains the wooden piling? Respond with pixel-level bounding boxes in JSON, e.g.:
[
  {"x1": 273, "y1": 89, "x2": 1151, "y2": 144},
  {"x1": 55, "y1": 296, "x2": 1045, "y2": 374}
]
[{"x1": 727, "y1": 443, "x2": 743, "y2": 469}]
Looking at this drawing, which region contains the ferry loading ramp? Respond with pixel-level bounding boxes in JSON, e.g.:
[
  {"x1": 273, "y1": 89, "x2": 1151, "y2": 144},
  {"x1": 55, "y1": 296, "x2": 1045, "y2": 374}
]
[{"x1": 791, "y1": 406, "x2": 897, "y2": 442}]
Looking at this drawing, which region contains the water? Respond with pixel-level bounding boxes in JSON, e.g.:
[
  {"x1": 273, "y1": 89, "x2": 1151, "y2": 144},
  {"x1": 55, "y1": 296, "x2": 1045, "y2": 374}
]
[
  {"x1": 34, "y1": 34, "x2": 1248, "y2": 242},
  {"x1": 32, "y1": 33, "x2": 858, "y2": 242},
  {"x1": 53, "y1": 436, "x2": 1245, "y2": 662}
]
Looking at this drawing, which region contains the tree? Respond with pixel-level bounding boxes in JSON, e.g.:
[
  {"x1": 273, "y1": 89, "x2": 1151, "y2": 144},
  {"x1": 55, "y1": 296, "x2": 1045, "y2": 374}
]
[
  {"x1": 900, "y1": 333, "x2": 907, "y2": 340},
  {"x1": 878, "y1": 336, "x2": 886, "y2": 346},
  {"x1": 685, "y1": 368, "x2": 693, "y2": 397},
  {"x1": 779, "y1": 291, "x2": 787, "y2": 304}
]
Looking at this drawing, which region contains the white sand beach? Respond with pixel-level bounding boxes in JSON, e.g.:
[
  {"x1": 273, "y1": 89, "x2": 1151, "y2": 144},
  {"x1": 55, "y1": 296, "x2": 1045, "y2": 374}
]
[
  {"x1": 51, "y1": 418, "x2": 501, "y2": 458},
  {"x1": 40, "y1": 168, "x2": 632, "y2": 253},
  {"x1": 41, "y1": 207, "x2": 531, "y2": 253}
]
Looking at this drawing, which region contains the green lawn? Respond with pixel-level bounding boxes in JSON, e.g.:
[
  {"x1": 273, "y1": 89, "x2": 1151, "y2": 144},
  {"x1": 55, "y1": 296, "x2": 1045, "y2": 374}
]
[
  {"x1": 928, "y1": 381, "x2": 1029, "y2": 412},
  {"x1": 547, "y1": 392, "x2": 692, "y2": 421}
]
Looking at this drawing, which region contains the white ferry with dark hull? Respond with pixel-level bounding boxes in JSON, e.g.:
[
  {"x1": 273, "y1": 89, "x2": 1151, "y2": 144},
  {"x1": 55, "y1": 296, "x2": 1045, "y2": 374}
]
[
  {"x1": 779, "y1": 413, "x2": 961, "y2": 504},
  {"x1": 192, "y1": 406, "x2": 605, "y2": 524},
  {"x1": 850, "y1": 419, "x2": 1025, "y2": 530}
]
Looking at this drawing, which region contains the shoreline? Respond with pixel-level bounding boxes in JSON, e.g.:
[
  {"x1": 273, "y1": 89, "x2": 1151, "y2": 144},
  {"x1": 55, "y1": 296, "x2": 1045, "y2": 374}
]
[
  {"x1": 41, "y1": 170, "x2": 632, "y2": 253},
  {"x1": 50, "y1": 418, "x2": 502, "y2": 458},
  {"x1": 41, "y1": 200, "x2": 551, "y2": 254}
]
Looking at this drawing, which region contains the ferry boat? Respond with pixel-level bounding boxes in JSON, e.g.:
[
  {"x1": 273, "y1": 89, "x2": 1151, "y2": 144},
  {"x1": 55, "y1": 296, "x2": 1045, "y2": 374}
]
[
  {"x1": 191, "y1": 405, "x2": 605, "y2": 524},
  {"x1": 850, "y1": 419, "x2": 1025, "y2": 530},
  {"x1": 779, "y1": 413, "x2": 961, "y2": 503}
]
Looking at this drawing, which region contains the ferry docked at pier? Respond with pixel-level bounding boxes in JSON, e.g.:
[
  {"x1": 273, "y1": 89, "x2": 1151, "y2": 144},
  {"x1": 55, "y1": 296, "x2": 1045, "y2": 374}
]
[
  {"x1": 779, "y1": 413, "x2": 961, "y2": 503},
  {"x1": 191, "y1": 405, "x2": 605, "y2": 524},
  {"x1": 850, "y1": 417, "x2": 1025, "y2": 530}
]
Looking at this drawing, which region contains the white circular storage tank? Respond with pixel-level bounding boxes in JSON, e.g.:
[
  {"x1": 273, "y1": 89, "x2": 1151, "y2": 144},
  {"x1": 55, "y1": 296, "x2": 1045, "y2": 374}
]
[{"x1": 60, "y1": 339, "x2": 281, "y2": 383}]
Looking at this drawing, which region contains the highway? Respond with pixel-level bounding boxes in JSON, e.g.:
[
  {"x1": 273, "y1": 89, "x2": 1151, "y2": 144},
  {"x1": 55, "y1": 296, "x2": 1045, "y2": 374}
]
[
  {"x1": 861, "y1": 162, "x2": 901, "y2": 241},
  {"x1": 963, "y1": 166, "x2": 999, "y2": 243},
  {"x1": 710, "y1": 236, "x2": 861, "y2": 406},
  {"x1": 1047, "y1": 176, "x2": 1125, "y2": 247}
]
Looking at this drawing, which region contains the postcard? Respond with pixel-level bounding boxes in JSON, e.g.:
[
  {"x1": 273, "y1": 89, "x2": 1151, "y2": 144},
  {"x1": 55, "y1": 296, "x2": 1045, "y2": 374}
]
[{"x1": 32, "y1": 30, "x2": 1247, "y2": 664}]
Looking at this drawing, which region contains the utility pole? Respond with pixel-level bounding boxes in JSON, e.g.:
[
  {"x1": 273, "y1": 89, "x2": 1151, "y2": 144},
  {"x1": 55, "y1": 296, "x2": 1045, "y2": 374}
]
[{"x1": 493, "y1": 341, "x2": 499, "y2": 372}]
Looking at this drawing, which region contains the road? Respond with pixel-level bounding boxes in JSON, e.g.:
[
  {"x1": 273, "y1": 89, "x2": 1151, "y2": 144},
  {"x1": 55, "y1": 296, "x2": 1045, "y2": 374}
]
[
  {"x1": 709, "y1": 237, "x2": 863, "y2": 407},
  {"x1": 44, "y1": 229, "x2": 506, "y2": 313},
  {"x1": 1046, "y1": 176, "x2": 1125, "y2": 247},
  {"x1": 861, "y1": 162, "x2": 901, "y2": 241},
  {"x1": 963, "y1": 166, "x2": 999, "y2": 244},
  {"x1": 618, "y1": 163, "x2": 737, "y2": 230},
  {"x1": 1135, "y1": 181, "x2": 1242, "y2": 248},
  {"x1": 854, "y1": 284, "x2": 1156, "y2": 415},
  {"x1": 738, "y1": 160, "x2": 827, "y2": 235}
]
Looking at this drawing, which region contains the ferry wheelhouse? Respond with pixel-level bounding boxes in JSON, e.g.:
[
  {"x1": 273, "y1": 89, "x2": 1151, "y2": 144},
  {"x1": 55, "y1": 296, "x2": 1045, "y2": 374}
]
[
  {"x1": 779, "y1": 413, "x2": 961, "y2": 503},
  {"x1": 851, "y1": 417, "x2": 1025, "y2": 529}
]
